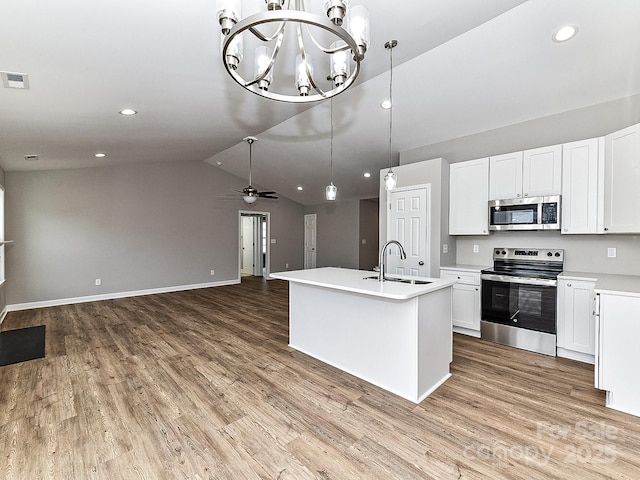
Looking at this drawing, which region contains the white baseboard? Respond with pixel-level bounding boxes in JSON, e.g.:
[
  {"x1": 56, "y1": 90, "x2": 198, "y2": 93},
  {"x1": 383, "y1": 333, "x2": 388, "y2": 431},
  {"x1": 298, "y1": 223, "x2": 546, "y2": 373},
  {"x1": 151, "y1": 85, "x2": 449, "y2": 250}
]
[
  {"x1": 556, "y1": 347, "x2": 595, "y2": 365},
  {"x1": 0, "y1": 306, "x2": 7, "y2": 325},
  {"x1": 6, "y1": 279, "x2": 241, "y2": 312}
]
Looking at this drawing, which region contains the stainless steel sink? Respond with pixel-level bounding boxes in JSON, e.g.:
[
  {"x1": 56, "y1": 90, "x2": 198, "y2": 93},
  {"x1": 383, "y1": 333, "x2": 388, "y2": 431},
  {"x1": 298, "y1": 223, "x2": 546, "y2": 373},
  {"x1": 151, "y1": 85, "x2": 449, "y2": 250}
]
[{"x1": 363, "y1": 275, "x2": 432, "y2": 285}]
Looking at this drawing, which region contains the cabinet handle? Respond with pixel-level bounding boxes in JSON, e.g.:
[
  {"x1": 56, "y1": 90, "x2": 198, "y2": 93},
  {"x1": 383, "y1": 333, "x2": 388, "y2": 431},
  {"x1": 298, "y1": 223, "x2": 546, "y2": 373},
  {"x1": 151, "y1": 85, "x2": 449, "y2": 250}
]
[
  {"x1": 567, "y1": 283, "x2": 572, "y2": 287},
  {"x1": 517, "y1": 194, "x2": 521, "y2": 198},
  {"x1": 604, "y1": 227, "x2": 609, "y2": 231},
  {"x1": 457, "y1": 276, "x2": 461, "y2": 279},
  {"x1": 475, "y1": 288, "x2": 478, "y2": 291},
  {"x1": 524, "y1": 193, "x2": 529, "y2": 197}
]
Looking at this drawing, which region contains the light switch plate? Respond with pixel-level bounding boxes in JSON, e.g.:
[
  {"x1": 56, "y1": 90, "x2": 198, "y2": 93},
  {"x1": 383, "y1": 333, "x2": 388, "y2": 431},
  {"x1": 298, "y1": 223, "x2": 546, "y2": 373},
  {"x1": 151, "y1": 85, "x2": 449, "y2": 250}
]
[{"x1": 607, "y1": 247, "x2": 617, "y2": 258}]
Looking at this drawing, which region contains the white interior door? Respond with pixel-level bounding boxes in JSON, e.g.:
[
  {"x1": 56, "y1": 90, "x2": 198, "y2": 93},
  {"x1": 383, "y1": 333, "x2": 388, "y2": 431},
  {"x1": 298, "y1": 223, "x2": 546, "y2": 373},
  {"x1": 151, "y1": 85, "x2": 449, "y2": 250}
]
[
  {"x1": 241, "y1": 216, "x2": 254, "y2": 275},
  {"x1": 387, "y1": 186, "x2": 430, "y2": 276},
  {"x1": 304, "y1": 214, "x2": 317, "y2": 269}
]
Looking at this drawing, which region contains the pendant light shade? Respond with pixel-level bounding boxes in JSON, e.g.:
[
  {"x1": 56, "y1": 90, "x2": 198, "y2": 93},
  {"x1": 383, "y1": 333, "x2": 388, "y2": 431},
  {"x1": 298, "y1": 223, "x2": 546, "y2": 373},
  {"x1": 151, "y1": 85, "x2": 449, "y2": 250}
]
[
  {"x1": 384, "y1": 40, "x2": 397, "y2": 191},
  {"x1": 325, "y1": 98, "x2": 338, "y2": 201},
  {"x1": 326, "y1": 183, "x2": 337, "y2": 201}
]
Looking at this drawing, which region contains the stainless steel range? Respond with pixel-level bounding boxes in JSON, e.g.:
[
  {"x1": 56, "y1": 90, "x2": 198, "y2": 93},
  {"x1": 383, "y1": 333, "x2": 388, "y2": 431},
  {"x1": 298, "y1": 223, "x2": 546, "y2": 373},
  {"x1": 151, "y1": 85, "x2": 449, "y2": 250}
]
[{"x1": 480, "y1": 248, "x2": 564, "y2": 356}]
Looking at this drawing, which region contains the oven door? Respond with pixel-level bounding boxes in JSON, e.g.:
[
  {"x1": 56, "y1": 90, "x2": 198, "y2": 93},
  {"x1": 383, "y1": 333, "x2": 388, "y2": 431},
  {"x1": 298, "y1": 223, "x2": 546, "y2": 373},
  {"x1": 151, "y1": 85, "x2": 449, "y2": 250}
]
[{"x1": 481, "y1": 275, "x2": 557, "y2": 334}]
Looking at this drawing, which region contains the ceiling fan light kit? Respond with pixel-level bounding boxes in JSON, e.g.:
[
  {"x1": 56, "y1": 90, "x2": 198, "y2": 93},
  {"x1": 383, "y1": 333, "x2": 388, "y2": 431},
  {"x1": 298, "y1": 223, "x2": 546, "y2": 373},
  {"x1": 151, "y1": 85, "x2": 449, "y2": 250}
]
[
  {"x1": 216, "y1": 0, "x2": 370, "y2": 103},
  {"x1": 234, "y1": 136, "x2": 279, "y2": 204}
]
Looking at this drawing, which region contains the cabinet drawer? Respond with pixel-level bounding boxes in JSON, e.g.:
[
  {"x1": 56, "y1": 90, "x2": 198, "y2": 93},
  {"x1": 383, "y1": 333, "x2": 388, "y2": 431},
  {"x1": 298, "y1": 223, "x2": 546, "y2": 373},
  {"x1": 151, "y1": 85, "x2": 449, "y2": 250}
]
[{"x1": 440, "y1": 270, "x2": 480, "y2": 285}]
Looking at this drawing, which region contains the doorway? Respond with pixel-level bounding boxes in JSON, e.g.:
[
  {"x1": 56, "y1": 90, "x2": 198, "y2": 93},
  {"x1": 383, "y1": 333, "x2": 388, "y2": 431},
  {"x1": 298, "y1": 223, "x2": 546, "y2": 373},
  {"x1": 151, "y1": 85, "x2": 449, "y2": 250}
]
[
  {"x1": 304, "y1": 213, "x2": 317, "y2": 269},
  {"x1": 239, "y1": 211, "x2": 270, "y2": 278}
]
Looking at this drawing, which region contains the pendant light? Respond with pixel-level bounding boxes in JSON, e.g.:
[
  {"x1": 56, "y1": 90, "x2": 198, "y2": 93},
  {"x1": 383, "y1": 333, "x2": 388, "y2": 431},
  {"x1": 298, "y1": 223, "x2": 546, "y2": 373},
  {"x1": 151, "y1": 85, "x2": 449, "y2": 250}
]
[
  {"x1": 326, "y1": 98, "x2": 338, "y2": 201},
  {"x1": 383, "y1": 40, "x2": 398, "y2": 191}
]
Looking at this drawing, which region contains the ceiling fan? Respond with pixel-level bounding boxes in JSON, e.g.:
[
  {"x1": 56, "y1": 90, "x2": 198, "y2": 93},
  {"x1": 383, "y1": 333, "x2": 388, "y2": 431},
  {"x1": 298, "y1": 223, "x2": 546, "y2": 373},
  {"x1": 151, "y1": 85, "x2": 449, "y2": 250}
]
[{"x1": 234, "y1": 136, "x2": 278, "y2": 204}]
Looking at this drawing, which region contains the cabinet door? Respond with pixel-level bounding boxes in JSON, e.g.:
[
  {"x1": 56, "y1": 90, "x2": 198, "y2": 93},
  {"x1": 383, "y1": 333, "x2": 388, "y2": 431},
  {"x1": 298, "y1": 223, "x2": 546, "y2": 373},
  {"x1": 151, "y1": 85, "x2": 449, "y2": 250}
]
[
  {"x1": 522, "y1": 144, "x2": 562, "y2": 197},
  {"x1": 489, "y1": 151, "x2": 523, "y2": 200},
  {"x1": 557, "y1": 280, "x2": 595, "y2": 355},
  {"x1": 449, "y1": 158, "x2": 489, "y2": 235},
  {"x1": 604, "y1": 123, "x2": 640, "y2": 233},
  {"x1": 598, "y1": 294, "x2": 640, "y2": 416},
  {"x1": 561, "y1": 138, "x2": 604, "y2": 234},
  {"x1": 451, "y1": 283, "x2": 480, "y2": 331}
]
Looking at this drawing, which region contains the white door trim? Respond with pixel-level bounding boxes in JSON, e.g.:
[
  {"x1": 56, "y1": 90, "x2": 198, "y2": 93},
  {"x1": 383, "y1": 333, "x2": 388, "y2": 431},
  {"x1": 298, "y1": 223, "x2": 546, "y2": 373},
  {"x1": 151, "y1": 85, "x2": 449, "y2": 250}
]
[
  {"x1": 386, "y1": 184, "x2": 431, "y2": 277},
  {"x1": 304, "y1": 213, "x2": 317, "y2": 269},
  {"x1": 238, "y1": 210, "x2": 271, "y2": 279}
]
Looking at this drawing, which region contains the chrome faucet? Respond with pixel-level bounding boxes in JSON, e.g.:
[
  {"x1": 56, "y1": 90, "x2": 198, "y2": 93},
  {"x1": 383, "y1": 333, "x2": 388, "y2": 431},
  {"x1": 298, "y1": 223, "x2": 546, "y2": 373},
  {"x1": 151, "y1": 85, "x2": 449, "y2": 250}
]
[{"x1": 378, "y1": 240, "x2": 407, "y2": 281}]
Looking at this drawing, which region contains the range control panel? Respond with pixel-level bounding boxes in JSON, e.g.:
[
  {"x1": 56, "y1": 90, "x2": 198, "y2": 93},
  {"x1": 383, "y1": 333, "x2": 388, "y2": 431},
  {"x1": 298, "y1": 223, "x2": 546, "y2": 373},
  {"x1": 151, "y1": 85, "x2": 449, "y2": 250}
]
[{"x1": 492, "y1": 248, "x2": 564, "y2": 262}]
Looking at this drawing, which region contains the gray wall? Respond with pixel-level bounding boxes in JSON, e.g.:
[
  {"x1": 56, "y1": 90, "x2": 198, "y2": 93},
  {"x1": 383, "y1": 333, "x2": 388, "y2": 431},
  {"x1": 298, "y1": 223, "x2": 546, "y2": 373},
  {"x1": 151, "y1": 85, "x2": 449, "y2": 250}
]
[
  {"x1": 399, "y1": 97, "x2": 640, "y2": 275},
  {"x1": 400, "y1": 94, "x2": 640, "y2": 166},
  {"x1": 304, "y1": 199, "x2": 360, "y2": 269},
  {"x1": 456, "y1": 232, "x2": 640, "y2": 276},
  {"x1": 5, "y1": 160, "x2": 304, "y2": 306},
  {"x1": 379, "y1": 158, "x2": 456, "y2": 277},
  {"x1": 359, "y1": 198, "x2": 379, "y2": 270},
  {"x1": 0, "y1": 165, "x2": 5, "y2": 317}
]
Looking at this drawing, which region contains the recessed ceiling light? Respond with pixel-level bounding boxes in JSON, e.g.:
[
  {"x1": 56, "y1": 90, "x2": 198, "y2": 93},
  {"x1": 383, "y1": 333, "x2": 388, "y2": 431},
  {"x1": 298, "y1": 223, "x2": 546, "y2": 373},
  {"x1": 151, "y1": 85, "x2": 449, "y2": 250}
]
[
  {"x1": 297, "y1": 186, "x2": 303, "y2": 191},
  {"x1": 94, "y1": 153, "x2": 106, "y2": 158},
  {"x1": 363, "y1": 172, "x2": 371, "y2": 178},
  {"x1": 119, "y1": 108, "x2": 138, "y2": 116},
  {"x1": 380, "y1": 99, "x2": 391, "y2": 109},
  {"x1": 553, "y1": 25, "x2": 578, "y2": 43},
  {"x1": 216, "y1": 161, "x2": 222, "y2": 166}
]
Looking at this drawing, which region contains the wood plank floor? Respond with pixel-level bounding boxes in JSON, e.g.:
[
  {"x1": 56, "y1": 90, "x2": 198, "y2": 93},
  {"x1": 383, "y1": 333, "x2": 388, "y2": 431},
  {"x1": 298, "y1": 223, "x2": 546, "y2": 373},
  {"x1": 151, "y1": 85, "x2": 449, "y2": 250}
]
[{"x1": 1, "y1": 276, "x2": 639, "y2": 479}]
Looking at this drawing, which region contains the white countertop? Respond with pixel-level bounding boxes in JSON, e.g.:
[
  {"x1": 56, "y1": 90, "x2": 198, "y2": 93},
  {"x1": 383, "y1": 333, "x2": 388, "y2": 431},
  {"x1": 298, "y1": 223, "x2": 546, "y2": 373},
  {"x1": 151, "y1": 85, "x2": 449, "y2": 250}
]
[
  {"x1": 560, "y1": 271, "x2": 640, "y2": 298},
  {"x1": 271, "y1": 267, "x2": 455, "y2": 300}
]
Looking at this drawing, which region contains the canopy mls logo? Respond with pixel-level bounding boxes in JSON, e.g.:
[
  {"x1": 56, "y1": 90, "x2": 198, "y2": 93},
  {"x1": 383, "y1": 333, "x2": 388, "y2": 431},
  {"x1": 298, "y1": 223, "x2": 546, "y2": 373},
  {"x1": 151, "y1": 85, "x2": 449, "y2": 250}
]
[{"x1": 1, "y1": 71, "x2": 30, "y2": 89}]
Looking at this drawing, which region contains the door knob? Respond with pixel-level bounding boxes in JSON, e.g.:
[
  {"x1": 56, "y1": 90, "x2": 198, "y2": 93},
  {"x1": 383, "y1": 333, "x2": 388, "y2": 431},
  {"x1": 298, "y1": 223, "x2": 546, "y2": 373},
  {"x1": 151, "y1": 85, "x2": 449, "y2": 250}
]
[{"x1": 418, "y1": 261, "x2": 424, "y2": 266}]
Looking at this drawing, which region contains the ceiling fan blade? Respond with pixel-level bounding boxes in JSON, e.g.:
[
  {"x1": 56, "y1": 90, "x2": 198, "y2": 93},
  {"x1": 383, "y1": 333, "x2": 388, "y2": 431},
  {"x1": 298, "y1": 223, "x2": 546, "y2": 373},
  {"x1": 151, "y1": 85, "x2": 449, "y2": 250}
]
[
  {"x1": 257, "y1": 191, "x2": 277, "y2": 196},
  {"x1": 259, "y1": 194, "x2": 279, "y2": 199}
]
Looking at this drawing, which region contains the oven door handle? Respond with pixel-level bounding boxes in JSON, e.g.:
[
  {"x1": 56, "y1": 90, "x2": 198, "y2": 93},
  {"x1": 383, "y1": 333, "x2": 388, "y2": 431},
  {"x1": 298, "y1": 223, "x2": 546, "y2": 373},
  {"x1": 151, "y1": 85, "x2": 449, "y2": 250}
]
[{"x1": 480, "y1": 273, "x2": 557, "y2": 287}]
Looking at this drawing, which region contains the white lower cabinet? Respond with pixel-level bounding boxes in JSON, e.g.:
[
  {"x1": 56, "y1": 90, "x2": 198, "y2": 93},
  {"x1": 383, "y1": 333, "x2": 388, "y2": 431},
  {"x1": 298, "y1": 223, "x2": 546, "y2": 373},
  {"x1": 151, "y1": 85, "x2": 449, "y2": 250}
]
[
  {"x1": 595, "y1": 293, "x2": 640, "y2": 417},
  {"x1": 440, "y1": 268, "x2": 481, "y2": 337},
  {"x1": 556, "y1": 278, "x2": 596, "y2": 363}
]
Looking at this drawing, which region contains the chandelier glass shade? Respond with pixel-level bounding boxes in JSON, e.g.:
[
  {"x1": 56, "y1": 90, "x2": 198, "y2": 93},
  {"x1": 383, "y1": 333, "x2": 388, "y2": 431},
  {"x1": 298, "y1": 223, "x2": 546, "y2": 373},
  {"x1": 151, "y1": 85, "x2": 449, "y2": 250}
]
[{"x1": 216, "y1": 0, "x2": 370, "y2": 103}]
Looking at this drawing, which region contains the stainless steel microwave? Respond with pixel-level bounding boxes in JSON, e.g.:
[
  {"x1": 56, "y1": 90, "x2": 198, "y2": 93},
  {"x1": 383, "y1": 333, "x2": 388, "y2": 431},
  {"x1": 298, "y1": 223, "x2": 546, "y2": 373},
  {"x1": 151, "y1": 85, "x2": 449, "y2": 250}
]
[{"x1": 489, "y1": 195, "x2": 561, "y2": 231}]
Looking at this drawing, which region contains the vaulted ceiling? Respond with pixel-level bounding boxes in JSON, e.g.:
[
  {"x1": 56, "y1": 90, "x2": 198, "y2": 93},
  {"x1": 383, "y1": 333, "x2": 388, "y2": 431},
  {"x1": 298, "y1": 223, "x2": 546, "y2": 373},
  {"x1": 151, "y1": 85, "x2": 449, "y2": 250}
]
[{"x1": 2, "y1": 1, "x2": 639, "y2": 205}]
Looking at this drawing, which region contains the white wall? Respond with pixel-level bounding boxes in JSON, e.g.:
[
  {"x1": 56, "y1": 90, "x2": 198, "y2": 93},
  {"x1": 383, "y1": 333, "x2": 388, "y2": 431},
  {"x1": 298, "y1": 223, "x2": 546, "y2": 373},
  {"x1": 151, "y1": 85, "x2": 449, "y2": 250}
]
[{"x1": 5, "y1": 160, "x2": 304, "y2": 306}]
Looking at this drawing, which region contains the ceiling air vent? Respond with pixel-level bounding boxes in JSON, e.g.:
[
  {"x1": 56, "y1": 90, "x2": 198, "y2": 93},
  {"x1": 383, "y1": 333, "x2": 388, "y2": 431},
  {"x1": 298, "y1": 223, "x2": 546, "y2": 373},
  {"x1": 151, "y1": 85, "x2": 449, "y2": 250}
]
[
  {"x1": 24, "y1": 154, "x2": 39, "y2": 161},
  {"x1": 1, "y1": 71, "x2": 30, "y2": 90}
]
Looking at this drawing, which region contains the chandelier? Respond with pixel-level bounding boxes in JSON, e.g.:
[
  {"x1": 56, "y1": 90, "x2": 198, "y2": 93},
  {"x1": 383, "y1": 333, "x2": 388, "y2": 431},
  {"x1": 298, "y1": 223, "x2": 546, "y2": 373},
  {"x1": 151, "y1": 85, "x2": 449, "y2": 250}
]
[{"x1": 216, "y1": 0, "x2": 370, "y2": 103}]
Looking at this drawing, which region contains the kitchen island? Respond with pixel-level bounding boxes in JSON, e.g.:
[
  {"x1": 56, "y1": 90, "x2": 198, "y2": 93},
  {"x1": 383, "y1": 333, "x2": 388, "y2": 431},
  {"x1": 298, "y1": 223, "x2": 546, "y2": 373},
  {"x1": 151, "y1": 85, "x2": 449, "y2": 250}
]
[{"x1": 271, "y1": 267, "x2": 455, "y2": 403}]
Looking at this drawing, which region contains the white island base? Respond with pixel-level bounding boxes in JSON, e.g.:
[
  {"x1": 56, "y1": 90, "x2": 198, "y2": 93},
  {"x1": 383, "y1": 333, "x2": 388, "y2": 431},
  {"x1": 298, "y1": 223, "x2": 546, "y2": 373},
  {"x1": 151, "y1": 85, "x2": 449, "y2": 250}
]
[{"x1": 272, "y1": 268, "x2": 454, "y2": 404}]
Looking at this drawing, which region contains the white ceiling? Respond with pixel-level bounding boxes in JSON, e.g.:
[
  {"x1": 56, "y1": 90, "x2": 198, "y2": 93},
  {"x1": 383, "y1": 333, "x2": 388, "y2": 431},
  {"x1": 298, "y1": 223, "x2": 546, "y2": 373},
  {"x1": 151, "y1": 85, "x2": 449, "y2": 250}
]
[{"x1": 1, "y1": 0, "x2": 639, "y2": 205}]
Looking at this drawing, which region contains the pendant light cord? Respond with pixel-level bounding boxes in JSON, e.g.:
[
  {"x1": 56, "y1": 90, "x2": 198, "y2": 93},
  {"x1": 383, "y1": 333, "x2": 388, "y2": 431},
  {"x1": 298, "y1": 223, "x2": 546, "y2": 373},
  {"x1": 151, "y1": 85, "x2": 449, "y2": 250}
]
[
  {"x1": 389, "y1": 44, "x2": 393, "y2": 171},
  {"x1": 330, "y1": 97, "x2": 334, "y2": 183}
]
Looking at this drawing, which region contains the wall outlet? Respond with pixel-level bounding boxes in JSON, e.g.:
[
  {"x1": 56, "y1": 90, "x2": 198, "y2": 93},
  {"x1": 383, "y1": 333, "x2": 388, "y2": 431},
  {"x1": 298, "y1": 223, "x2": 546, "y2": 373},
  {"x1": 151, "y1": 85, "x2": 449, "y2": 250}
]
[
  {"x1": 362, "y1": 239, "x2": 367, "y2": 245},
  {"x1": 442, "y1": 244, "x2": 448, "y2": 254},
  {"x1": 95, "y1": 278, "x2": 101, "y2": 286},
  {"x1": 607, "y1": 247, "x2": 617, "y2": 258},
  {"x1": 210, "y1": 269, "x2": 215, "y2": 276},
  {"x1": 270, "y1": 238, "x2": 277, "y2": 244},
  {"x1": 473, "y1": 244, "x2": 479, "y2": 253},
  {"x1": 285, "y1": 263, "x2": 289, "y2": 268}
]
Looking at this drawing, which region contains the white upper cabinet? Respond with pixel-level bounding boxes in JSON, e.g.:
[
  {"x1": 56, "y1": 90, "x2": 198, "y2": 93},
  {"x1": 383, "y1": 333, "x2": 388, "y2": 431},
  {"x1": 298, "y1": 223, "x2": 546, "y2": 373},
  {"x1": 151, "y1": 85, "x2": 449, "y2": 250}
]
[
  {"x1": 561, "y1": 138, "x2": 605, "y2": 234},
  {"x1": 604, "y1": 123, "x2": 640, "y2": 233},
  {"x1": 449, "y1": 158, "x2": 489, "y2": 235},
  {"x1": 489, "y1": 145, "x2": 562, "y2": 200},
  {"x1": 489, "y1": 151, "x2": 523, "y2": 200},
  {"x1": 522, "y1": 145, "x2": 563, "y2": 197}
]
